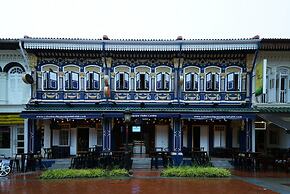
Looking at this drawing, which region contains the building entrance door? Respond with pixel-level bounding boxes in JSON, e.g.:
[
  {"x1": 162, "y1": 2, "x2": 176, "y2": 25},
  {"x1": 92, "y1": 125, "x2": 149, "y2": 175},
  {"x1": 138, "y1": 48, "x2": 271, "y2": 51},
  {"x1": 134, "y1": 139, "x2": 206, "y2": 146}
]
[
  {"x1": 155, "y1": 125, "x2": 169, "y2": 150},
  {"x1": 193, "y1": 126, "x2": 200, "y2": 149},
  {"x1": 77, "y1": 128, "x2": 89, "y2": 152}
]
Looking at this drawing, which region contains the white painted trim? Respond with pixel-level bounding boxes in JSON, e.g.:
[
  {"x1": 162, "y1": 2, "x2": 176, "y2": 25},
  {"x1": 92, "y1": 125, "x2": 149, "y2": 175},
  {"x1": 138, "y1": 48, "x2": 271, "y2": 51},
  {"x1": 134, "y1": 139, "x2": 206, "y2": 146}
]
[
  {"x1": 63, "y1": 65, "x2": 81, "y2": 92},
  {"x1": 113, "y1": 65, "x2": 131, "y2": 92},
  {"x1": 204, "y1": 66, "x2": 221, "y2": 92},
  {"x1": 225, "y1": 66, "x2": 242, "y2": 92},
  {"x1": 134, "y1": 65, "x2": 151, "y2": 92},
  {"x1": 155, "y1": 66, "x2": 172, "y2": 92},
  {"x1": 183, "y1": 66, "x2": 201, "y2": 92},
  {"x1": 41, "y1": 64, "x2": 60, "y2": 91}
]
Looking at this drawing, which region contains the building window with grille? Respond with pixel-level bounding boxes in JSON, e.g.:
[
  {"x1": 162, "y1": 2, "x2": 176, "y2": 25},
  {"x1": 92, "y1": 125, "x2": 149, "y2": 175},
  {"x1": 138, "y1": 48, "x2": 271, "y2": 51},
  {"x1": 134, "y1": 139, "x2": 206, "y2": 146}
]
[
  {"x1": 65, "y1": 71, "x2": 79, "y2": 90},
  {"x1": 0, "y1": 127, "x2": 10, "y2": 148},
  {"x1": 214, "y1": 125, "x2": 226, "y2": 148},
  {"x1": 136, "y1": 73, "x2": 149, "y2": 91},
  {"x1": 206, "y1": 72, "x2": 219, "y2": 91},
  {"x1": 43, "y1": 71, "x2": 58, "y2": 90},
  {"x1": 97, "y1": 129, "x2": 103, "y2": 146},
  {"x1": 185, "y1": 73, "x2": 198, "y2": 91},
  {"x1": 116, "y1": 72, "x2": 129, "y2": 90},
  {"x1": 156, "y1": 72, "x2": 170, "y2": 91},
  {"x1": 59, "y1": 129, "x2": 69, "y2": 146},
  {"x1": 227, "y1": 72, "x2": 240, "y2": 91},
  {"x1": 86, "y1": 72, "x2": 100, "y2": 90}
]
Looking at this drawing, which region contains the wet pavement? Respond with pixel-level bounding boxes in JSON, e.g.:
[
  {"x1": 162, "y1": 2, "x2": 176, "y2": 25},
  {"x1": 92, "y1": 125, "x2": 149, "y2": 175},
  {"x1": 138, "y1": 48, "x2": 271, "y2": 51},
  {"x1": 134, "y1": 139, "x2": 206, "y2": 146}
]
[
  {"x1": 231, "y1": 170, "x2": 290, "y2": 194},
  {"x1": 231, "y1": 169, "x2": 290, "y2": 178},
  {"x1": 0, "y1": 171, "x2": 278, "y2": 194}
]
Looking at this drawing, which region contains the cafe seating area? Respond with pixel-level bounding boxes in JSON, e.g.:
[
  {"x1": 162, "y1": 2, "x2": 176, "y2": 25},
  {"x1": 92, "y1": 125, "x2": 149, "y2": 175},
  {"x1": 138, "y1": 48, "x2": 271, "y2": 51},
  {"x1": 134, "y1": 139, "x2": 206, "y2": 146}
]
[
  {"x1": 149, "y1": 147, "x2": 211, "y2": 169},
  {"x1": 70, "y1": 146, "x2": 133, "y2": 170},
  {"x1": 5, "y1": 152, "x2": 43, "y2": 173},
  {"x1": 232, "y1": 148, "x2": 290, "y2": 172}
]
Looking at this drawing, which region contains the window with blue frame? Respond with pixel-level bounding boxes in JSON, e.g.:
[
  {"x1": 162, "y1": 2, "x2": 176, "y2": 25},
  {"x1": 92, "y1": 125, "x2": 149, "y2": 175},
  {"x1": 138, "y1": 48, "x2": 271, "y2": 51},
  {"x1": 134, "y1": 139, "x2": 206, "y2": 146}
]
[
  {"x1": 43, "y1": 71, "x2": 58, "y2": 90},
  {"x1": 206, "y1": 72, "x2": 219, "y2": 91},
  {"x1": 156, "y1": 72, "x2": 170, "y2": 91},
  {"x1": 185, "y1": 73, "x2": 198, "y2": 91},
  {"x1": 86, "y1": 72, "x2": 100, "y2": 90},
  {"x1": 65, "y1": 71, "x2": 79, "y2": 90},
  {"x1": 227, "y1": 72, "x2": 239, "y2": 91},
  {"x1": 136, "y1": 72, "x2": 149, "y2": 90},
  {"x1": 116, "y1": 72, "x2": 129, "y2": 90}
]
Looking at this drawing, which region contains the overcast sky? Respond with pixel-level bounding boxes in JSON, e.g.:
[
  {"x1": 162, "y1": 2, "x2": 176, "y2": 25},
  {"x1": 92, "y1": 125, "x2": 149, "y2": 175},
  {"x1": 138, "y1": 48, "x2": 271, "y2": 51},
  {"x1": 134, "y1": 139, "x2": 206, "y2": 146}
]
[{"x1": 1, "y1": 0, "x2": 289, "y2": 39}]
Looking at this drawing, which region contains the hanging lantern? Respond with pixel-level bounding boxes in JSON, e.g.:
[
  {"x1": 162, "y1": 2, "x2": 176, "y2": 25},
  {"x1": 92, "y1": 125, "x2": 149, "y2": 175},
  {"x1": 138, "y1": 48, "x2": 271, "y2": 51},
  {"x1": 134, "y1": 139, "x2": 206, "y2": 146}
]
[
  {"x1": 104, "y1": 86, "x2": 110, "y2": 97},
  {"x1": 104, "y1": 75, "x2": 109, "y2": 86}
]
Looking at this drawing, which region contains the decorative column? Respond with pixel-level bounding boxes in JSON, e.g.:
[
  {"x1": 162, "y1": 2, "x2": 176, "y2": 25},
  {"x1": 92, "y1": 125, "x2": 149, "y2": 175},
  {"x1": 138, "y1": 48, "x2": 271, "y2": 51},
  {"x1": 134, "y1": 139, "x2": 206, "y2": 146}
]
[
  {"x1": 102, "y1": 118, "x2": 112, "y2": 151},
  {"x1": 246, "y1": 119, "x2": 253, "y2": 152},
  {"x1": 251, "y1": 120, "x2": 256, "y2": 152},
  {"x1": 240, "y1": 119, "x2": 246, "y2": 152},
  {"x1": 172, "y1": 118, "x2": 182, "y2": 165},
  {"x1": 240, "y1": 119, "x2": 252, "y2": 152},
  {"x1": 27, "y1": 119, "x2": 35, "y2": 153}
]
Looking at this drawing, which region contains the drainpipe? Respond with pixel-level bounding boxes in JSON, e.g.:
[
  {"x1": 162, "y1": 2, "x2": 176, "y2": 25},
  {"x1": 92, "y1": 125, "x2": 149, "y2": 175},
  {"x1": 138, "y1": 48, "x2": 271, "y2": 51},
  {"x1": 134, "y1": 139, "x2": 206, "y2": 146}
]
[{"x1": 19, "y1": 39, "x2": 30, "y2": 71}]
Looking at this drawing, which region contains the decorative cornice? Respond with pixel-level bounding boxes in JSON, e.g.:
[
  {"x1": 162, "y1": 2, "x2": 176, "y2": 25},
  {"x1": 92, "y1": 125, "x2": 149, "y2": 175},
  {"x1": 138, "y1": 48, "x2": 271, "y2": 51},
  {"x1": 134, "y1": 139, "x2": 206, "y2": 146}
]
[{"x1": 22, "y1": 37, "x2": 260, "y2": 52}]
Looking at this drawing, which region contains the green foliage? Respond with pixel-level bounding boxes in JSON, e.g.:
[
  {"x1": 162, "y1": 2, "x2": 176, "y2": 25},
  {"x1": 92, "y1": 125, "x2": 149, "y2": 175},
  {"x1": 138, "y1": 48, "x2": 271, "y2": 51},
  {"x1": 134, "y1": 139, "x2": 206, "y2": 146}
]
[
  {"x1": 160, "y1": 166, "x2": 231, "y2": 177},
  {"x1": 40, "y1": 168, "x2": 129, "y2": 179},
  {"x1": 109, "y1": 169, "x2": 129, "y2": 177}
]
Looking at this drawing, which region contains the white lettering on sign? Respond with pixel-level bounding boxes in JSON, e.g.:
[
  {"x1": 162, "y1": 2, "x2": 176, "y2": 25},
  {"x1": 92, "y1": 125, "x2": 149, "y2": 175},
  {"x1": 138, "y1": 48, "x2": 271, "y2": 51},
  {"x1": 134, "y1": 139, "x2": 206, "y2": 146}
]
[
  {"x1": 132, "y1": 114, "x2": 158, "y2": 118},
  {"x1": 35, "y1": 115, "x2": 88, "y2": 119}
]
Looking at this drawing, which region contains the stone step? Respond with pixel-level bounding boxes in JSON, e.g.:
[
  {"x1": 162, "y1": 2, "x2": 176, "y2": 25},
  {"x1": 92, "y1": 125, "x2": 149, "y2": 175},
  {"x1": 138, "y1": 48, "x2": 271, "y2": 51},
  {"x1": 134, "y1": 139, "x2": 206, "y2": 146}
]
[
  {"x1": 210, "y1": 160, "x2": 233, "y2": 168},
  {"x1": 46, "y1": 159, "x2": 72, "y2": 170},
  {"x1": 132, "y1": 157, "x2": 151, "y2": 169},
  {"x1": 132, "y1": 165, "x2": 151, "y2": 169}
]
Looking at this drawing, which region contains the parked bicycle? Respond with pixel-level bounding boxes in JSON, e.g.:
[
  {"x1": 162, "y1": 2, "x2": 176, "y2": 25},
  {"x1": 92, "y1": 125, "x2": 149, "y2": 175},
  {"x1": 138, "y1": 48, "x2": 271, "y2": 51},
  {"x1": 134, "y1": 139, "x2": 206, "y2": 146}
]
[{"x1": 0, "y1": 156, "x2": 11, "y2": 177}]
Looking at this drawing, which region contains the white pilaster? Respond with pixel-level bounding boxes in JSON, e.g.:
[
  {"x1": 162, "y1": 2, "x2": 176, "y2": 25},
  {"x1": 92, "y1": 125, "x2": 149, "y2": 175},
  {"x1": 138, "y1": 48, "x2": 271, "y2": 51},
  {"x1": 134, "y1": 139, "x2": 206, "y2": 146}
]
[
  {"x1": 43, "y1": 120, "x2": 51, "y2": 148},
  {"x1": 251, "y1": 121, "x2": 255, "y2": 152},
  {"x1": 24, "y1": 119, "x2": 28, "y2": 153}
]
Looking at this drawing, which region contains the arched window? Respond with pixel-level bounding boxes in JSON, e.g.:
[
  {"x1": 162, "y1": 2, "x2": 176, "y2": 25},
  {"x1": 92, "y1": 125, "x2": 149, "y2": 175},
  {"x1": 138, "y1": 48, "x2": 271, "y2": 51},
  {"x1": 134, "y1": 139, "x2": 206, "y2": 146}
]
[
  {"x1": 63, "y1": 65, "x2": 80, "y2": 91},
  {"x1": 65, "y1": 71, "x2": 79, "y2": 90},
  {"x1": 206, "y1": 72, "x2": 219, "y2": 91},
  {"x1": 9, "y1": 67, "x2": 23, "y2": 74},
  {"x1": 116, "y1": 72, "x2": 129, "y2": 90},
  {"x1": 226, "y1": 67, "x2": 242, "y2": 92},
  {"x1": 8, "y1": 66, "x2": 27, "y2": 104},
  {"x1": 3, "y1": 62, "x2": 25, "y2": 73},
  {"x1": 156, "y1": 72, "x2": 170, "y2": 91},
  {"x1": 185, "y1": 73, "x2": 198, "y2": 91},
  {"x1": 42, "y1": 65, "x2": 59, "y2": 90},
  {"x1": 227, "y1": 72, "x2": 239, "y2": 91},
  {"x1": 86, "y1": 72, "x2": 100, "y2": 90},
  {"x1": 136, "y1": 72, "x2": 149, "y2": 90},
  {"x1": 43, "y1": 71, "x2": 58, "y2": 90}
]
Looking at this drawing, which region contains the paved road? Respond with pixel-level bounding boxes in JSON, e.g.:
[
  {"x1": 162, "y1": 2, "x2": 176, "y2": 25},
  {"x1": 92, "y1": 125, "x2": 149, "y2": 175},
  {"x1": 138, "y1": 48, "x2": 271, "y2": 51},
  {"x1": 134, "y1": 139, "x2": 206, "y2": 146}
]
[{"x1": 0, "y1": 172, "x2": 277, "y2": 194}]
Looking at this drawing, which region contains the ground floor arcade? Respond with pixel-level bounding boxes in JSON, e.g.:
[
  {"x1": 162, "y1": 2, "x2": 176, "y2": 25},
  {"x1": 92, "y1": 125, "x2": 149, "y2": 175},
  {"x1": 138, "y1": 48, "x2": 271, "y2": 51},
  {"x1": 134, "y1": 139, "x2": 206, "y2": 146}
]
[{"x1": 22, "y1": 117, "x2": 256, "y2": 159}]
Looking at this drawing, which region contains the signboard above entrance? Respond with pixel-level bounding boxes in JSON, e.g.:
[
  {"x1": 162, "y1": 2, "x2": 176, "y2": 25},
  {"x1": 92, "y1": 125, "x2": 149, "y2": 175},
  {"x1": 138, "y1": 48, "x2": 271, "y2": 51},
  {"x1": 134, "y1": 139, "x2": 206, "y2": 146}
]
[{"x1": 132, "y1": 126, "x2": 141, "y2": 132}]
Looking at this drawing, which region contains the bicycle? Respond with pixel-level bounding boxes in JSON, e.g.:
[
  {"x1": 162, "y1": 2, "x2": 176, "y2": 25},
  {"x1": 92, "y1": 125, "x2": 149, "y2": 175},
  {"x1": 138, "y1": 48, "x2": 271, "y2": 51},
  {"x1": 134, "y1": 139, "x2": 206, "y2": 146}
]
[{"x1": 0, "y1": 157, "x2": 11, "y2": 177}]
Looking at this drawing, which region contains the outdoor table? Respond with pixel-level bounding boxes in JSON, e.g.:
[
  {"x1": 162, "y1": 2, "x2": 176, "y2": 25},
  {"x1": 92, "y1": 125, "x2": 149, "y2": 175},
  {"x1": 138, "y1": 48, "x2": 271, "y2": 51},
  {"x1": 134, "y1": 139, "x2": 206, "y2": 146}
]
[
  {"x1": 150, "y1": 151, "x2": 170, "y2": 169},
  {"x1": 17, "y1": 153, "x2": 37, "y2": 172},
  {"x1": 191, "y1": 151, "x2": 209, "y2": 166},
  {"x1": 43, "y1": 148, "x2": 52, "y2": 159}
]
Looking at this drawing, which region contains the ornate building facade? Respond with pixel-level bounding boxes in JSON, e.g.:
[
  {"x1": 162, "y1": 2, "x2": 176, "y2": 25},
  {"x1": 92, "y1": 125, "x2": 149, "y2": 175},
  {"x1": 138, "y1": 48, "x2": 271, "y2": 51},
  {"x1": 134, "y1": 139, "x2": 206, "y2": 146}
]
[{"x1": 19, "y1": 37, "x2": 260, "y2": 158}]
